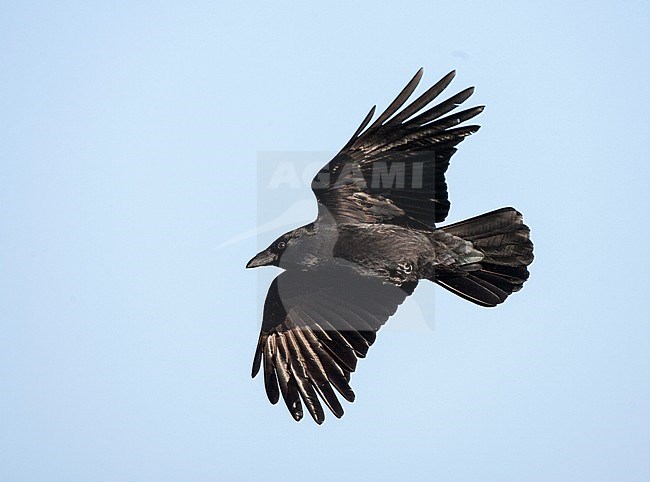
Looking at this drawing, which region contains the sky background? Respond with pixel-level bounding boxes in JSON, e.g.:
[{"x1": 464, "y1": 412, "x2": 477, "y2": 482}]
[{"x1": 1, "y1": 1, "x2": 649, "y2": 481}]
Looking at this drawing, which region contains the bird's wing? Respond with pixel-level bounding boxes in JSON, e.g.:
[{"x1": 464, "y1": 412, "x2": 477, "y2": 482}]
[
  {"x1": 312, "y1": 69, "x2": 483, "y2": 228},
  {"x1": 251, "y1": 268, "x2": 417, "y2": 424}
]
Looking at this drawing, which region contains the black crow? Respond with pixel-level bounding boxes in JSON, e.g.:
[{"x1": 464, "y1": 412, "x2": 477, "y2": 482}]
[{"x1": 246, "y1": 69, "x2": 534, "y2": 424}]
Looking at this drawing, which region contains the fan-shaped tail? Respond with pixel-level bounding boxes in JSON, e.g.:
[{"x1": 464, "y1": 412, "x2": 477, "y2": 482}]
[{"x1": 433, "y1": 208, "x2": 534, "y2": 307}]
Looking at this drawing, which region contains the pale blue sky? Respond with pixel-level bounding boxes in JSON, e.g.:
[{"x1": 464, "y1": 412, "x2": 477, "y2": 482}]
[{"x1": 1, "y1": 1, "x2": 649, "y2": 481}]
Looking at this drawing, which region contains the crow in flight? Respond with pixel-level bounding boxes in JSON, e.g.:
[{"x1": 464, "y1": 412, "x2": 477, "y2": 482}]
[{"x1": 246, "y1": 69, "x2": 534, "y2": 424}]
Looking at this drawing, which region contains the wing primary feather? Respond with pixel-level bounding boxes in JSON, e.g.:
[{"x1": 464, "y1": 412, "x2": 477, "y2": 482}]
[
  {"x1": 424, "y1": 105, "x2": 485, "y2": 131},
  {"x1": 251, "y1": 334, "x2": 265, "y2": 378},
  {"x1": 291, "y1": 327, "x2": 345, "y2": 418},
  {"x1": 407, "y1": 86, "x2": 475, "y2": 127},
  {"x1": 341, "y1": 105, "x2": 376, "y2": 150},
  {"x1": 367, "y1": 124, "x2": 480, "y2": 155},
  {"x1": 364, "y1": 68, "x2": 424, "y2": 133},
  {"x1": 418, "y1": 125, "x2": 481, "y2": 144},
  {"x1": 387, "y1": 70, "x2": 456, "y2": 125},
  {"x1": 293, "y1": 306, "x2": 358, "y2": 372},
  {"x1": 263, "y1": 336, "x2": 280, "y2": 404},
  {"x1": 284, "y1": 330, "x2": 326, "y2": 424},
  {"x1": 275, "y1": 333, "x2": 304, "y2": 421},
  {"x1": 300, "y1": 327, "x2": 356, "y2": 402}
]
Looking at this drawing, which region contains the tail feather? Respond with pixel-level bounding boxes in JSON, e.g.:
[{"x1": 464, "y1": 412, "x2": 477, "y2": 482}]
[{"x1": 434, "y1": 208, "x2": 534, "y2": 307}]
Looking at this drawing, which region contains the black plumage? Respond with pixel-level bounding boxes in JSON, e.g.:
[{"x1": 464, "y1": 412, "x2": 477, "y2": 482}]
[{"x1": 246, "y1": 69, "x2": 534, "y2": 424}]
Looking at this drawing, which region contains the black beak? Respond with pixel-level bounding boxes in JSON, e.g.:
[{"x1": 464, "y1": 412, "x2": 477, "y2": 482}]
[{"x1": 246, "y1": 250, "x2": 277, "y2": 268}]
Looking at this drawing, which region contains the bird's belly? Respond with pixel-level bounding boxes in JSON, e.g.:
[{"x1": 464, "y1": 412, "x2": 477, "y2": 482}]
[{"x1": 331, "y1": 225, "x2": 433, "y2": 282}]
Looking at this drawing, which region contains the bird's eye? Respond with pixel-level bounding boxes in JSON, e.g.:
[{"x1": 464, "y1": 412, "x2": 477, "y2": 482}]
[{"x1": 277, "y1": 241, "x2": 286, "y2": 250}]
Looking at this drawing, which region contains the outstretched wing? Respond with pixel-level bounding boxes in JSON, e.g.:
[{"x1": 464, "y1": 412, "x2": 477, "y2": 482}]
[
  {"x1": 251, "y1": 268, "x2": 417, "y2": 424},
  {"x1": 312, "y1": 69, "x2": 483, "y2": 228}
]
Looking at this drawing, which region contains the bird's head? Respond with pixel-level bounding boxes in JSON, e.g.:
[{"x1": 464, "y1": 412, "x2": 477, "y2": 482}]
[{"x1": 246, "y1": 230, "x2": 303, "y2": 269}]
